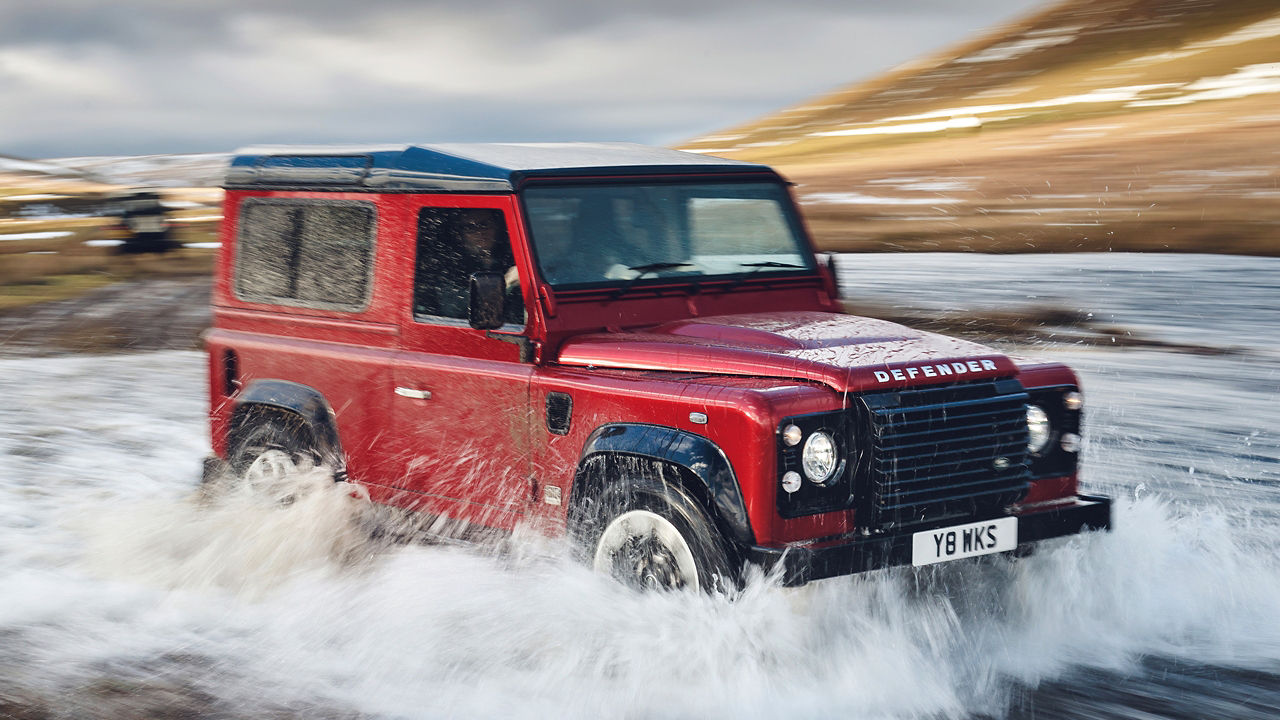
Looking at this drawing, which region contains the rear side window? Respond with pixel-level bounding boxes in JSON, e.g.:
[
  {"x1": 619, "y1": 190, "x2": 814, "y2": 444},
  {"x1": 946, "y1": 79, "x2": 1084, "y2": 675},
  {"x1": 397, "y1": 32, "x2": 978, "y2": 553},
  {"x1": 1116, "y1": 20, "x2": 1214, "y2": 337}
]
[{"x1": 234, "y1": 200, "x2": 375, "y2": 310}]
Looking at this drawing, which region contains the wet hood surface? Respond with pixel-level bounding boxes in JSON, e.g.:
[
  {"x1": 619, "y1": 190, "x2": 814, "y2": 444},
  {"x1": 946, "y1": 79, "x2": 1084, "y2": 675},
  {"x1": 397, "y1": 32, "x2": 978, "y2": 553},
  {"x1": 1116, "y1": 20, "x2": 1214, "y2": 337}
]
[{"x1": 556, "y1": 310, "x2": 1016, "y2": 392}]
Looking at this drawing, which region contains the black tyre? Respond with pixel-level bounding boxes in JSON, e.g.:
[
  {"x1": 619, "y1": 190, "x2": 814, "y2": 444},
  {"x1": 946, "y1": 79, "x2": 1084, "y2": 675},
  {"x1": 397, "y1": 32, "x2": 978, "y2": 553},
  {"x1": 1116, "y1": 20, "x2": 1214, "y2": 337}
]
[{"x1": 583, "y1": 462, "x2": 738, "y2": 594}]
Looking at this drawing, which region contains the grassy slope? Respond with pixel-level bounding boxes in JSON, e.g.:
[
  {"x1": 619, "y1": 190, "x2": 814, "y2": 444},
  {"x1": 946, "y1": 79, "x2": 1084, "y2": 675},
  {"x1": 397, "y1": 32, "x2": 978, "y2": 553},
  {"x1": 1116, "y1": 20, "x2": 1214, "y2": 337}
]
[{"x1": 680, "y1": 0, "x2": 1280, "y2": 255}]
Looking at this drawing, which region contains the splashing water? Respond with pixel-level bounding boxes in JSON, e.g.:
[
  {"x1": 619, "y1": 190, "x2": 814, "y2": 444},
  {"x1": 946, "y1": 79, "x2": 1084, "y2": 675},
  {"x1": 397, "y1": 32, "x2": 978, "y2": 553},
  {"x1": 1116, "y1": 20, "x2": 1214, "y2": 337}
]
[
  {"x1": 76, "y1": 470, "x2": 379, "y2": 598},
  {"x1": 5, "y1": 463, "x2": 1278, "y2": 718},
  {"x1": 2, "y1": 251, "x2": 1279, "y2": 718}
]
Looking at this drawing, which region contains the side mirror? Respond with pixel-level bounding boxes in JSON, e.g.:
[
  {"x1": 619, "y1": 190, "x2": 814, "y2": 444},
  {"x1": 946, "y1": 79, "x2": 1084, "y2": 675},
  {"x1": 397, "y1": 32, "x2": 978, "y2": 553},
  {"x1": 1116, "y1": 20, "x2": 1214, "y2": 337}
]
[
  {"x1": 820, "y1": 252, "x2": 840, "y2": 300},
  {"x1": 469, "y1": 272, "x2": 505, "y2": 330}
]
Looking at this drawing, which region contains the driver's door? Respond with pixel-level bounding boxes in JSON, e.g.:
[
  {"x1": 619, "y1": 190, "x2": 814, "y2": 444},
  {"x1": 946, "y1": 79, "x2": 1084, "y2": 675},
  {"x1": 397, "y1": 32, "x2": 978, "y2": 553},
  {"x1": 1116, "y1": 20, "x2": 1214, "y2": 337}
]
[{"x1": 388, "y1": 198, "x2": 534, "y2": 530}]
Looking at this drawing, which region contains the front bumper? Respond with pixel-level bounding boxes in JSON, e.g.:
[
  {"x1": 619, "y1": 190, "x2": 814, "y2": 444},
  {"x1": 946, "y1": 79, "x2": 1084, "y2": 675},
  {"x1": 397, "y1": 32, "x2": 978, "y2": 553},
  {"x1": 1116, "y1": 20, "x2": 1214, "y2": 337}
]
[{"x1": 747, "y1": 494, "x2": 1111, "y2": 586}]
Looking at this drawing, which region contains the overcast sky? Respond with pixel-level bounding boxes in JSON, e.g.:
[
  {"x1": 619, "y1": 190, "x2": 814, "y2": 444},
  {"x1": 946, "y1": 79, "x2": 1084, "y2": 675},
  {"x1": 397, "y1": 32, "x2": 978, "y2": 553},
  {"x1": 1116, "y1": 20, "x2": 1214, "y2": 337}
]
[{"x1": 0, "y1": 0, "x2": 1047, "y2": 159}]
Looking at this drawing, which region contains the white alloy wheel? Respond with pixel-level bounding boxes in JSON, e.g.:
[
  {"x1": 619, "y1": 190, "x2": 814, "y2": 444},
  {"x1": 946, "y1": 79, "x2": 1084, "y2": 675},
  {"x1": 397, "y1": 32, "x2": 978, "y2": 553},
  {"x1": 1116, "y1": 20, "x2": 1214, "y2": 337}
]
[
  {"x1": 243, "y1": 448, "x2": 311, "y2": 503},
  {"x1": 593, "y1": 509, "x2": 701, "y2": 592}
]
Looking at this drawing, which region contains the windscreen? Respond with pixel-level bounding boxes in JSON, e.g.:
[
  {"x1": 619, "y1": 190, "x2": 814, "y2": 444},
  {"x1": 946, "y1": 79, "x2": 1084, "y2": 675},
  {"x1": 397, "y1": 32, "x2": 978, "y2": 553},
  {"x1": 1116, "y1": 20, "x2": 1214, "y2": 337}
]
[{"x1": 522, "y1": 181, "x2": 815, "y2": 287}]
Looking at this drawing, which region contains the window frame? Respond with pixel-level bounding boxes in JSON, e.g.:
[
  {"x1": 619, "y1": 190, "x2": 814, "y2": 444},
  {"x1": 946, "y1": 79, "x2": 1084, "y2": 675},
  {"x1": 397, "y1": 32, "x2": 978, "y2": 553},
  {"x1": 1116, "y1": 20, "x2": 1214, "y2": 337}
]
[{"x1": 518, "y1": 178, "x2": 816, "y2": 290}]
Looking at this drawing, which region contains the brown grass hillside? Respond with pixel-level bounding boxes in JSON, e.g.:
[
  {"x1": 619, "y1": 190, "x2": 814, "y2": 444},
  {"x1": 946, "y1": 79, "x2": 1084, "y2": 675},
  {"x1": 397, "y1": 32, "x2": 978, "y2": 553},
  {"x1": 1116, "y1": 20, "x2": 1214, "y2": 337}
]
[{"x1": 681, "y1": 0, "x2": 1280, "y2": 256}]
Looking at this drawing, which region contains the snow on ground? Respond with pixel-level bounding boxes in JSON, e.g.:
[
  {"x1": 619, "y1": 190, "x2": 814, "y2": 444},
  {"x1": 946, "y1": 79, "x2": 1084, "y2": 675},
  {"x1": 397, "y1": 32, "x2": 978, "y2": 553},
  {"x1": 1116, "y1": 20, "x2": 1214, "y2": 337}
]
[
  {"x1": 2, "y1": 194, "x2": 65, "y2": 202},
  {"x1": 1130, "y1": 62, "x2": 1280, "y2": 107},
  {"x1": 0, "y1": 231, "x2": 74, "y2": 241}
]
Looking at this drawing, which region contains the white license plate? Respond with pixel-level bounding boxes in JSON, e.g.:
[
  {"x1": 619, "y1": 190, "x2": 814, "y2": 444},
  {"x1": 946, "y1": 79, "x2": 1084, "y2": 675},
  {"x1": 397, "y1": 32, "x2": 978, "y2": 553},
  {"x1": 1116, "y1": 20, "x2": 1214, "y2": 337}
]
[{"x1": 912, "y1": 517, "x2": 1018, "y2": 567}]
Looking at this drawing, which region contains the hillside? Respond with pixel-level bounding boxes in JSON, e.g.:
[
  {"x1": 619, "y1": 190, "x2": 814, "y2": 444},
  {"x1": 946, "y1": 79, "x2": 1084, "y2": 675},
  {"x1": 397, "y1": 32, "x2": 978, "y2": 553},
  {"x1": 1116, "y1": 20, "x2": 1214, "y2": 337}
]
[
  {"x1": 0, "y1": 154, "x2": 86, "y2": 179},
  {"x1": 681, "y1": 0, "x2": 1280, "y2": 256}
]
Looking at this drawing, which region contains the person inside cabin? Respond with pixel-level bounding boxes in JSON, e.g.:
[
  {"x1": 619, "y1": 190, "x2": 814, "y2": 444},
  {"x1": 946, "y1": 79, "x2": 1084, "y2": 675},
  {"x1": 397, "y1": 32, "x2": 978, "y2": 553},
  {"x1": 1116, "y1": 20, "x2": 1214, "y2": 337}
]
[{"x1": 414, "y1": 208, "x2": 522, "y2": 325}]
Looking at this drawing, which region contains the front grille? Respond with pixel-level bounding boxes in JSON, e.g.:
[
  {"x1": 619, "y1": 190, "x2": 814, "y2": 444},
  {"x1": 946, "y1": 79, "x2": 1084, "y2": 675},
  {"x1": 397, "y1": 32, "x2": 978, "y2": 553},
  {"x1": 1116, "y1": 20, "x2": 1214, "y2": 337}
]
[{"x1": 857, "y1": 379, "x2": 1031, "y2": 529}]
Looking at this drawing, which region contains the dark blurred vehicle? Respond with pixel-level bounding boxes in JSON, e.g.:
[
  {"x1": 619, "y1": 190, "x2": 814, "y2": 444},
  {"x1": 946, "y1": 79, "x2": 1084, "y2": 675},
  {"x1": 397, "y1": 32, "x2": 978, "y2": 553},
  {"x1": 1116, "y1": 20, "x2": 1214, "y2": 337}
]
[{"x1": 102, "y1": 190, "x2": 179, "y2": 254}]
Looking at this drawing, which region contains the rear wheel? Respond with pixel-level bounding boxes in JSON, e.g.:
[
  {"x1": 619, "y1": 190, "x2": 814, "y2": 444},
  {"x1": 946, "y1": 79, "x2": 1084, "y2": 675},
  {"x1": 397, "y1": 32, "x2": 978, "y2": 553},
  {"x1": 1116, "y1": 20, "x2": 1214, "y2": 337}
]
[
  {"x1": 226, "y1": 416, "x2": 322, "y2": 504},
  {"x1": 584, "y1": 463, "x2": 738, "y2": 594}
]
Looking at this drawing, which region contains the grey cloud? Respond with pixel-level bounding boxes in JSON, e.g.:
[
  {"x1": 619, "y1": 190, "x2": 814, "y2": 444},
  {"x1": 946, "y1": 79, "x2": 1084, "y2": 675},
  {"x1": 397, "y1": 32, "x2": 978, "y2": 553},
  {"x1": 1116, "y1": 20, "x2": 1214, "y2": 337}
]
[
  {"x1": 0, "y1": 0, "x2": 1047, "y2": 157},
  {"x1": 1, "y1": 0, "x2": 1043, "y2": 46}
]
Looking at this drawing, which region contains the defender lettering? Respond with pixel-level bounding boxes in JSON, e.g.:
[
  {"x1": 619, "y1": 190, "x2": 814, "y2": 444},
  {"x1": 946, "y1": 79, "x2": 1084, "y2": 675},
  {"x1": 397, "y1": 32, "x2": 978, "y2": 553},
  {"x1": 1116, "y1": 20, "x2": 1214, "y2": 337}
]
[{"x1": 873, "y1": 358, "x2": 1000, "y2": 384}]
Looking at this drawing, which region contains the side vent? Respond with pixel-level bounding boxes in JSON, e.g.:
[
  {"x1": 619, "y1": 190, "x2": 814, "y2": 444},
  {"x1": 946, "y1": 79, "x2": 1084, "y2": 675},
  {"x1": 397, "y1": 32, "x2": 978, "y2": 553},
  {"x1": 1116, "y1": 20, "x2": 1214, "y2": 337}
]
[
  {"x1": 222, "y1": 349, "x2": 240, "y2": 397},
  {"x1": 546, "y1": 392, "x2": 572, "y2": 435}
]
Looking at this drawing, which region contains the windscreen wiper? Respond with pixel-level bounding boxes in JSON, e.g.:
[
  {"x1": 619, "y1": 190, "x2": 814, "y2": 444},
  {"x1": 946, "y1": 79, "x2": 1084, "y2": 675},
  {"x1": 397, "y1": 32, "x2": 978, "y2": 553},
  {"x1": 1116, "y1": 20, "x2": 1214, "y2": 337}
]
[
  {"x1": 743, "y1": 261, "x2": 805, "y2": 268},
  {"x1": 612, "y1": 262, "x2": 694, "y2": 298},
  {"x1": 718, "y1": 260, "x2": 808, "y2": 292}
]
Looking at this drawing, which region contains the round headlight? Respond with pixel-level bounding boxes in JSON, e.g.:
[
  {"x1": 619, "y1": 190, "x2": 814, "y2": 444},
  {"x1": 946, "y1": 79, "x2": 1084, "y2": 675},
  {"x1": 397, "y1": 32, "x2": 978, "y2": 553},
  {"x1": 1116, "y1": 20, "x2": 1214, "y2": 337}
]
[
  {"x1": 1027, "y1": 404, "x2": 1051, "y2": 454},
  {"x1": 802, "y1": 431, "x2": 838, "y2": 484}
]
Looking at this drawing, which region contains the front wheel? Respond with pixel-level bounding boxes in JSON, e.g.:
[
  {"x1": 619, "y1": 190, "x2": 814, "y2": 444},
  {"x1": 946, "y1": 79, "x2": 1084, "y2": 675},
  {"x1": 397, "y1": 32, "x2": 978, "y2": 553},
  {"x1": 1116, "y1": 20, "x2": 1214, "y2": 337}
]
[{"x1": 585, "y1": 466, "x2": 738, "y2": 594}]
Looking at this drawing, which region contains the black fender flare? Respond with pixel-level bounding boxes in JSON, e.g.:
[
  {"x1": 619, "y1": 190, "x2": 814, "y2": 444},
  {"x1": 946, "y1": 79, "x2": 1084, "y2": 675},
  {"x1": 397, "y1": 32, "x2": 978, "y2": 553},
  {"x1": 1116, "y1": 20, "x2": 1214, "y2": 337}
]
[
  {"x1": 231, "y1": 379, "x2": 345, "y2": 472},
  {"x1": 574, "y1": 423, "x2": 755, "y2": 548}
]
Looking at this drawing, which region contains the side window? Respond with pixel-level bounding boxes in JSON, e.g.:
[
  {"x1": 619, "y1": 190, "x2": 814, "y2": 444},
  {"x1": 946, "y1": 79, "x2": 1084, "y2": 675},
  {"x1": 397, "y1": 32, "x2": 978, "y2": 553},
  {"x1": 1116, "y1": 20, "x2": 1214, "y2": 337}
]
[
  {"x1": 234, "y1": 200, "x2": 375, "y2": 310},
  {"x1": 413, "y1": 208, "x2": 524, "y2": 326}
]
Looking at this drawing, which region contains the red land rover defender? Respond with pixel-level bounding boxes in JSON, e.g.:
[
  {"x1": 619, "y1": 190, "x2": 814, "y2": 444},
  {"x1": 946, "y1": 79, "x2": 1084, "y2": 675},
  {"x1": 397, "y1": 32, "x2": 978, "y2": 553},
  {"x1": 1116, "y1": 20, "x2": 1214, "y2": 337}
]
[{"x1": 204, "y1": 143, "x2": 1110, "y2": 590}]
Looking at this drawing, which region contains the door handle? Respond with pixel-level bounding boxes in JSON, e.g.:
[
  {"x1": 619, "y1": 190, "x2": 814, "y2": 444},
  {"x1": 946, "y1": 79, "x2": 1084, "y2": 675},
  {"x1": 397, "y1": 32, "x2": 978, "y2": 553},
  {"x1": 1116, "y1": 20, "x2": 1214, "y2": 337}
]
[{"x1": 394, "y1": 387, "x2": 431, "y2": 400}]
